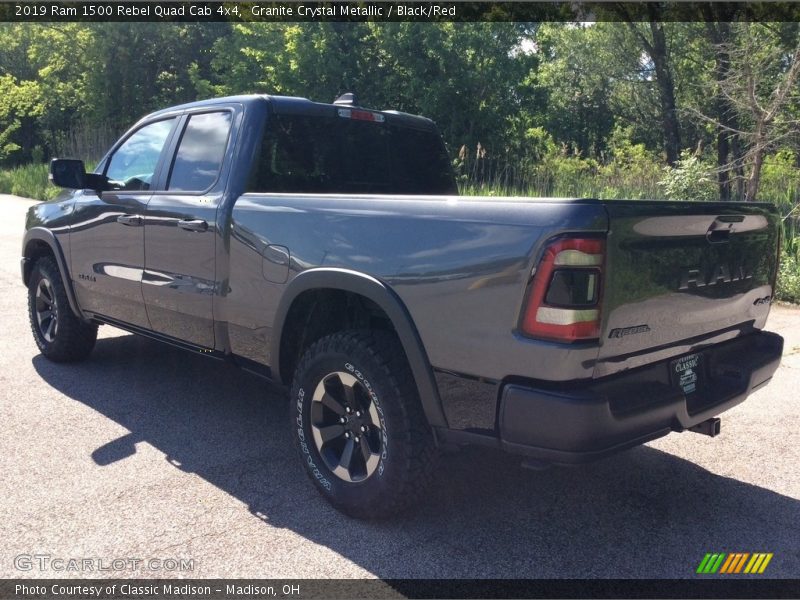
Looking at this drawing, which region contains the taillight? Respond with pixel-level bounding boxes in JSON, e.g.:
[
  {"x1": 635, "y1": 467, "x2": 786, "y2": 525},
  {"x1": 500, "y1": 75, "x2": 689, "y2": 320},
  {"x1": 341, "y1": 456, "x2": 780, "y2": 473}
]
[
  {"x1": 337, "y1": 108, "x2": 385, "y2": 123},
  {"x1": 520, "y1": 237, "x2": 605, "y2": 342}
]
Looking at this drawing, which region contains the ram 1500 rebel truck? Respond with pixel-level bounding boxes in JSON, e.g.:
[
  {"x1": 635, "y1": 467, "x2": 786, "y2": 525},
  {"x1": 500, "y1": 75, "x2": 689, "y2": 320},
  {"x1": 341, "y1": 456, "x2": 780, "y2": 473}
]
[{"x1": 23, "y1": 94, "x2": 784, "y2": 518}]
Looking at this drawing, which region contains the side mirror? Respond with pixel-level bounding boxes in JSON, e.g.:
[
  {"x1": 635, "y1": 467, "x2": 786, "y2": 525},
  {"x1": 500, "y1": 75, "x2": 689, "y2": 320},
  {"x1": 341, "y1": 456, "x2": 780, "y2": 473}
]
[
  {"x1": 50, "y1": 158, "x2": 87, "y2": 189},
  {"x1": 49, "y1": 159, "x2": 106, "y2": 192}
]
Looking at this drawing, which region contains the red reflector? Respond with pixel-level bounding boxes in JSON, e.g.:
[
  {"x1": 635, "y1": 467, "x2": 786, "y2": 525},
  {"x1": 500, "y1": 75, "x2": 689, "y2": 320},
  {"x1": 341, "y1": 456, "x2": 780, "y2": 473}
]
[{"x1": 520, "y1": 237, "x2": 605, "y2": 342}]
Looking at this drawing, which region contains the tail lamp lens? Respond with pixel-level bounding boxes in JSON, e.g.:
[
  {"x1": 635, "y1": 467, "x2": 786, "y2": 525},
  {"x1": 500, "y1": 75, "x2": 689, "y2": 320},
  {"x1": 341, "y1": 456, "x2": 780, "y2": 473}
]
[{"x1": 520, "y1": 237, "x2": 605, "y2": 342}]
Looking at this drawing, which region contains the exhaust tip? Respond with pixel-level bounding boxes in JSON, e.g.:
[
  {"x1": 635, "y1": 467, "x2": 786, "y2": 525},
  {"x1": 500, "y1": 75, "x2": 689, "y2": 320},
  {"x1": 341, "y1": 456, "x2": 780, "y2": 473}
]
[{"x1": 689, "y1": 417, "x2": 721, "y2": 437}]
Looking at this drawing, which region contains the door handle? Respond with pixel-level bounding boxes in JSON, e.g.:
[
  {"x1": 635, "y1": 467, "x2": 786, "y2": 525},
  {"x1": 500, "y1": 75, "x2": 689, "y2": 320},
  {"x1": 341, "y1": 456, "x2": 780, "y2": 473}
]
[
  {"x1": 177, "y1": 219, "x2": 208, "y2": 232},
  {"x1": 117, "y1": 214, "x2": 143, "y2": 227}
]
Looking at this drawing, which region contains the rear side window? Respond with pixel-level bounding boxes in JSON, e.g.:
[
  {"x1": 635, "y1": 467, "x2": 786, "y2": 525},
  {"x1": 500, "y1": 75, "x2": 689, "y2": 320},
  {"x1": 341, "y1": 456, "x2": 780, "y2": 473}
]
[
  {"x1": 247, "y1": 114, "x2": 456, "y2": 195},
  {"x1": 168, "y1": 111, "x2": 232, "y2": 191}
]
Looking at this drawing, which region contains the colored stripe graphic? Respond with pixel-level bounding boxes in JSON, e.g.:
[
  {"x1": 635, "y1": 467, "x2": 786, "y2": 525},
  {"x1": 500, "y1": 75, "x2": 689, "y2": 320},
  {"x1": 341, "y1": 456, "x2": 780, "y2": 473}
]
[
  {"x1": 749, "y1": 553, "x2": 774, "y2": 574},
  {"x1": 720, "y1": 554, "x2": 736, "y2": 574},
  {"x1": 699, "y1": 553, "x2": 726, "y2": 574},
  {"x1": 696, "y1": 554, "x2": 713, "y2": 574},
  {"x1": 711, "y1": 553, "x2": 726, "y2": 573},
  {"x1": 703, "y1": 554, "x2": 719, "y2": 574},
  {"x1": 758, "y1": 553, "x2": 773, "y2": 573},
  {"x1": 697, "y1": 552, "x2": 772, "y2": 574},
  {"x1": 734, "y1": 553, "x2": 750, "y2": 573},
  {"x1": 744, "y1": 554, "x2": 758, "y2": 573},
  {"x1": 752, "y1": 554, "x2": 766, "y2": 573}
]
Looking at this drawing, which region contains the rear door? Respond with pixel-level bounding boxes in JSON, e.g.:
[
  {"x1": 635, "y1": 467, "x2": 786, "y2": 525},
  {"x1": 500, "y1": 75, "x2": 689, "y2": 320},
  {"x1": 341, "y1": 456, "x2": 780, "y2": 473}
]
[
  {"x1": 595, "y1": 201, "x2": 780, "y2": 377},
  {"x1": 142, "y1": 108, "x2": 235, "y2": 348}
]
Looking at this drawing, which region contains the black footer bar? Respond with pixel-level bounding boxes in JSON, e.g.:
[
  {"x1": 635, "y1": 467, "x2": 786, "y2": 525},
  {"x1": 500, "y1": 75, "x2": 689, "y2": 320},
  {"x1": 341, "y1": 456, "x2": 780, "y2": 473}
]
[{"x1": 3, "y1": 579, "x2": 800, "y2": 599}]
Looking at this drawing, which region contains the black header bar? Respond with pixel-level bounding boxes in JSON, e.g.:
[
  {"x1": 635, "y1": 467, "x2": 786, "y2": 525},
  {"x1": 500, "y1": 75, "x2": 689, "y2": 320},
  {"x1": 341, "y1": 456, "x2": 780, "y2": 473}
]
[{"x1": 3, "y1": 2, "x2": 800, "y2": 23}]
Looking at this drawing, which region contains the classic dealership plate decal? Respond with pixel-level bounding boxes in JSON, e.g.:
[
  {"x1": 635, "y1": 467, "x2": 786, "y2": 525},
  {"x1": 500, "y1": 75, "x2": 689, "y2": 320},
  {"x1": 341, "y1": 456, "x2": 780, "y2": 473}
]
[{"x1": 671, "y1": 352, "x2": 702, "y2": 394}]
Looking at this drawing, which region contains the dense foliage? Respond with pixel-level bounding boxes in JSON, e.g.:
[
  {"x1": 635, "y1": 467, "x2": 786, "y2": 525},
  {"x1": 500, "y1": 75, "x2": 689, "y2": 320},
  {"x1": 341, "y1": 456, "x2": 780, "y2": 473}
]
[{"x1": 1, "y1": 21, "x2": 798, "y2": 204}]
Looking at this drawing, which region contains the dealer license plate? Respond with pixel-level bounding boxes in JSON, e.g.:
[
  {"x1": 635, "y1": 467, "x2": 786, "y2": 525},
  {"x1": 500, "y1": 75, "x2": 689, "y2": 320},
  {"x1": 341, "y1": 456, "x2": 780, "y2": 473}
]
[{"x1": 670, "y1": 353, "x2": 703, "y2": 395}]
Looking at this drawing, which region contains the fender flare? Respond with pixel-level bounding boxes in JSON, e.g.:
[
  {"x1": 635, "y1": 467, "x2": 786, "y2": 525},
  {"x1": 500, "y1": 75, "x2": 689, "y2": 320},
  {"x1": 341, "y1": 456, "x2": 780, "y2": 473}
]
[
  {"x1": 271, "y1": 268, "x2": 447, "y2": 428},
  {"x1": 22, "y1": 227, "x2": 85, "y2": 320}
]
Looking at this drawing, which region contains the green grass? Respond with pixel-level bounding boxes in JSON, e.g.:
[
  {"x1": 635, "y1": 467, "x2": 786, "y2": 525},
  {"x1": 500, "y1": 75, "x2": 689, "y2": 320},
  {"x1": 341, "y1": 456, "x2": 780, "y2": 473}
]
[
  {"x1": 458, "y1": 171, "x2": 663, "y2": 200},
  {"x1": 0, "y1": 162, "x2": 60, "y2": 201}
]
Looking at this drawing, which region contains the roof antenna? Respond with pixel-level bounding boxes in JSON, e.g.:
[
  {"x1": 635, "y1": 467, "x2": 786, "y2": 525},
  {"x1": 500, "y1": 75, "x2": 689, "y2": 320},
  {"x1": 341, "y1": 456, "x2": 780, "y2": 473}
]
[{"x1": 333, "y1": 92, "x2": 358, "y2": 106}]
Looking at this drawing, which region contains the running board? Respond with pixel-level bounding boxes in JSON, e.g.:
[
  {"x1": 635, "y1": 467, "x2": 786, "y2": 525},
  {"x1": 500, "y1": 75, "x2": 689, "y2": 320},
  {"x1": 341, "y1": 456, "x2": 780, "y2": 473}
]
[{"x1": 91, "y1": 314, "x2": 225, "y2": 359}]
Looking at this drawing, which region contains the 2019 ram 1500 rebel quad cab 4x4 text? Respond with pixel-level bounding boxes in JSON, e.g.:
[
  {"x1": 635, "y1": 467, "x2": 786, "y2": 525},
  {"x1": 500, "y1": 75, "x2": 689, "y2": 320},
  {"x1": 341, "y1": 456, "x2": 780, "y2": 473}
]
[{"x1": 23, "y1": 94, "x2": 783, "y2": 517}]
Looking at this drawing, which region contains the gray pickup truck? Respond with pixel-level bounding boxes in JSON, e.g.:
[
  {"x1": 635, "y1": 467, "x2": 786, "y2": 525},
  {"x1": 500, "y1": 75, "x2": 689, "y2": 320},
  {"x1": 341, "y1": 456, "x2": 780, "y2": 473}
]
[{"x1": 23, "y1": 94, "x2": 783, "y2": 518}]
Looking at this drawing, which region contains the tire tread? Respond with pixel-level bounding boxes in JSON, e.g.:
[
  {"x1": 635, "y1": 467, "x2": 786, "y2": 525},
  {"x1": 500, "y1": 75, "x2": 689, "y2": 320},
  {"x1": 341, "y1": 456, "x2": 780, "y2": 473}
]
[
  {"x1": 28, "y1": 256, "x2": 97, "y2": 362},
  {"x1": 291, "y1": 329, "x2": 437, "y2": 519}
]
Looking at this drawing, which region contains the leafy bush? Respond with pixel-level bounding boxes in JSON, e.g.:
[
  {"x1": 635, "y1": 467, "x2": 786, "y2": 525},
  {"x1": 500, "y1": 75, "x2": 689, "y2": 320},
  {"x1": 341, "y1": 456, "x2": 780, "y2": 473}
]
[
  {"x1": 776, "y1": 254, "x2": 800, "y2": 304},
  {"x1": 596, "y1": 127, "x2": 662, "y2": 199},
  {"x1": 657, "y1": 150, "x2": 717, "y2": 201},
  {"x1": 458, "y1": 126, "x2": 664, "y2": 199},
  {"x1": 760, "y1": 150, "x2": 799, "y2": 216}
]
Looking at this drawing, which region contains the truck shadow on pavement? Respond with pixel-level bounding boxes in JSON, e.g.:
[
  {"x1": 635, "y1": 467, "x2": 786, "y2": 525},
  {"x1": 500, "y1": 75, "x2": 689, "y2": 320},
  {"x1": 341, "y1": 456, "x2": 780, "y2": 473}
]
[{"x1": 33, "y1": 332, "x2": 799, "y2": 578}]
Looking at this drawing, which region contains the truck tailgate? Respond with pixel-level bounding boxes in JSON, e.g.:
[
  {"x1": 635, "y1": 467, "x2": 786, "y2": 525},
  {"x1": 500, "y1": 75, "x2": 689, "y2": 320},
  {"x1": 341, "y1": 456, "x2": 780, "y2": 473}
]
[{"x1": 595, "y1": 201, "x2": 780, "y2": 378}]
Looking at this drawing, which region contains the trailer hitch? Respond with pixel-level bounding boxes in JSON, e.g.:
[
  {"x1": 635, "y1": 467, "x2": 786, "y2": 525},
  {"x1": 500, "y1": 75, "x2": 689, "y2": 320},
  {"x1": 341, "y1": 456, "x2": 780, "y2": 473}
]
[{"x1": 689, "y1": 417, "x2": 721, "y2": 437}]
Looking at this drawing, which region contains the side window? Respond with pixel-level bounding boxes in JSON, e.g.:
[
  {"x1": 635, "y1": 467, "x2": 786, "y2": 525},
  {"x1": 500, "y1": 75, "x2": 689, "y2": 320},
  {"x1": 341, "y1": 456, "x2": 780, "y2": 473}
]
[
  {"x1": 167, "y1": 112, "x2": 232, "y2": 192},
  {"x1": 105, "y1": 118, "x2": 176, "y2": 192},
  {"x1": 248, "y1": 115, "x2": 392, "y2": 194}
]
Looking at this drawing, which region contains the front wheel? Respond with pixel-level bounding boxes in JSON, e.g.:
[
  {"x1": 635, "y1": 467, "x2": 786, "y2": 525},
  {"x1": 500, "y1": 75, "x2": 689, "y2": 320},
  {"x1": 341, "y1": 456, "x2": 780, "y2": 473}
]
[
  {"x1": 27, "y1": 256, "x2": 97, "y2": 362},
  {"x1": 290, "y1": 330, "x2": 436, "y2": 519}
]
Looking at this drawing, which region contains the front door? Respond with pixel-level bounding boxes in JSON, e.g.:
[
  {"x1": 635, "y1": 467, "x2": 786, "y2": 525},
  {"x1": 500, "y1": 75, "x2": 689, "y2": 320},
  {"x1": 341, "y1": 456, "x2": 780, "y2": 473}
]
[
  {"x1": 142, "y1": 110, "x2": 234, "y2": 348},
  {"x1": 70, "y1": 117, "x2": 178, "y2": 328}
]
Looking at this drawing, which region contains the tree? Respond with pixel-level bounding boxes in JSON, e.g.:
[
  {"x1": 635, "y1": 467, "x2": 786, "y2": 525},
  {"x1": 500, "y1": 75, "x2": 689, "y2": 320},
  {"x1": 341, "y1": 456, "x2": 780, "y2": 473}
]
[
  {"x1": 533, "y1": 23, "x2": 617, "y2": 158},
  {"x1": 701, "y1": 4, "x2": 746, "y2": 201},
  {"x1": 693, "y1": 23, "x2": 800, "y2": 201},
  {"x1": 617, "y1": 6, "x2": 682, "y2": 165},
  {"x1": 200, "y1": 22, "x2": 539, "y2": 156}
]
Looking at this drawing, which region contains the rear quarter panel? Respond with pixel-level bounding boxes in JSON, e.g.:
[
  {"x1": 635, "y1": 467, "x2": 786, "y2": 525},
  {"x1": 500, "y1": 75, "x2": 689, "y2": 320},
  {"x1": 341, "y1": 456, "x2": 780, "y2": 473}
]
[{"x1": 224, "y1": 194, "x2": 608, "y2": 381}]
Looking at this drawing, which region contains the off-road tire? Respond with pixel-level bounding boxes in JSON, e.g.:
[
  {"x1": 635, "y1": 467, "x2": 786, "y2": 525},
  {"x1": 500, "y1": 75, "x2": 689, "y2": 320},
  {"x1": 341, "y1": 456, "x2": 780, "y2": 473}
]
[
  {"x1": 28, "y1": 256, "x2": 97, "y2": 362},
  {"x1": 290, "y1": 330, "x2": 437, "y2": 519}
]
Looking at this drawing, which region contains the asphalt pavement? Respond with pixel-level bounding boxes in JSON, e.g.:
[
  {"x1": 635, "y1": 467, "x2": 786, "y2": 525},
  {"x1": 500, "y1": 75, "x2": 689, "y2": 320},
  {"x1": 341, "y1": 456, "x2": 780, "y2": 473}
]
[{"x1": 1, "y1": 194, "x2": 798, "y2": 579}]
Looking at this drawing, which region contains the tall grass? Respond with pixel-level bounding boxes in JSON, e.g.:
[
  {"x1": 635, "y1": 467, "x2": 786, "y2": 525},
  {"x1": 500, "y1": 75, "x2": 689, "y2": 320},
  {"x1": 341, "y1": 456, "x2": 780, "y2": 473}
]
[
  {"x1": 0, "y1": 163, "x2": 60, "y2": 201},
  {"x1": 0, "y1": 158, "x2": 100, "y2": 201},
  {"x1": 457, "y1": 156, "x2": 663, "y2": 200},
  {"x1": 458, "y1": 153, "x2": 799, "y2": 217}
]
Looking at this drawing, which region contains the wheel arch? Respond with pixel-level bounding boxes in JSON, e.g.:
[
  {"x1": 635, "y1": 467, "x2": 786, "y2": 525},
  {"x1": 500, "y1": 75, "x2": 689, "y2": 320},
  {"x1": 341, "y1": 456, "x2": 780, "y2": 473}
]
[
  {"x1": 22, "y1": 227, "x2": 84, "y2": 319},
  {"x1": 272, "y1": 268, "x2": 447, "y2": 429}
]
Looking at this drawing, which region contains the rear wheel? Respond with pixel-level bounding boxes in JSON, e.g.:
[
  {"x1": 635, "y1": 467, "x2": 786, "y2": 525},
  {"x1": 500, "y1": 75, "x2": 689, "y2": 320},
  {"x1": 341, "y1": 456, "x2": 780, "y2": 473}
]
[
  {"x1": 290, "y1": 330, "x2": 436, "y2": 519},
  {"x1": 27, "y1": 256, "x2": 97, "y2": 362}
]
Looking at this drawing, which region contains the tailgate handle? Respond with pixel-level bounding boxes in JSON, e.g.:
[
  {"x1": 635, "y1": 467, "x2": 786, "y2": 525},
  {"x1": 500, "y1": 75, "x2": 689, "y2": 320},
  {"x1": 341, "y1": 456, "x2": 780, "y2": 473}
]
[
  {"x1": 706, "y1": 215, "x2": 743, "y2": 244},
  {"x1": 706, "y1": 229, "x2": 731, "y2": 244}
]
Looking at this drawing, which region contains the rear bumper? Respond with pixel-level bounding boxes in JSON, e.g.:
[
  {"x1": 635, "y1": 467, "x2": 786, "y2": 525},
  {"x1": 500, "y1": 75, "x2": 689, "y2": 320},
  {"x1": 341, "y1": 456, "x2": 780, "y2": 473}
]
[{"x1": 498, "y1": 330, "x2": 783, "y2": 463}]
